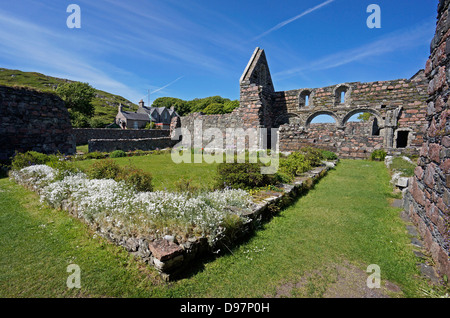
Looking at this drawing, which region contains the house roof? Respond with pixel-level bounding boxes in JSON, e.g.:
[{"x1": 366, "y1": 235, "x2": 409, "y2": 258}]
[
  {"x1": 121, "y1": 111, "x2": 150, "y2": 121},
  {"x1": 140, "y1": 106, "x2": 179, "y2": 117}
]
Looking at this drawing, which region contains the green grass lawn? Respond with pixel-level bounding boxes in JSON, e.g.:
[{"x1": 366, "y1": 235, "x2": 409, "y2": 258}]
[
  {"x1": 73, "y1": 153, "x2": 219, "y2": 191},
  {"x1": 0, "y1": 159, "x2": 436, "y2": 297},
  {"x1": 389, "y1": 157, "x2": 417, "y2": 177}
]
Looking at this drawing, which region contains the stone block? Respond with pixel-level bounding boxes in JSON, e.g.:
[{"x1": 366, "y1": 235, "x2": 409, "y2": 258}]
[
  {"x1": 149, "y1": 239, "x2": 184, "y2": 262},
  {"x1": 396, "y1": 177, "x2": 409, "y2": 188}
]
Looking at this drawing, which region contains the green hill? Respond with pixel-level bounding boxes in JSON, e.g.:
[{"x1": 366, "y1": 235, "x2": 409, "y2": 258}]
[{"x1": 0, "y1": 68, "x2": 138, "y2": 126}]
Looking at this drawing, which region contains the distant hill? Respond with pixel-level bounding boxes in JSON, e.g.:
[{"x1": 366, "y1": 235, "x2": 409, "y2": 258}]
[
  {"x1": 0, "y1": 68, "x2": 240, "y2": 127},
  {"x1": 0, "y1": 68, "x2": 138, "y2": 126}
]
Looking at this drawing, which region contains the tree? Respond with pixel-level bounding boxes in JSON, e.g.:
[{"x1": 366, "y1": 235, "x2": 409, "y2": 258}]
[
  {"x1": 357, "y1": 112, "x2": 372, "y2": 122},
  {"x1": 203, "y1": 103, "x2": 225, "y2": 115},
  {"x1": 56, "y1": 82, "x2": 96, "y2": 117},
  {"x1": 151, "y1": 97, "x2": 190, "y2": 116},
  {"x1": 223, "y1": 100, "x2": 239, "y2": 113}
]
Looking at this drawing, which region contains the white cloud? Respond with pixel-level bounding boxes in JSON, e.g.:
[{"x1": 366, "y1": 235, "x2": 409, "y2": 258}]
[
  {"x1": 274, "y1": 20, "x2": 435, "y2": 80},
  {"x1": 0, "y1": 10, "x2": 143, "y2": 101},
  {"x1": 252, "y1": 0, "x2": 335, "y2": 41}
]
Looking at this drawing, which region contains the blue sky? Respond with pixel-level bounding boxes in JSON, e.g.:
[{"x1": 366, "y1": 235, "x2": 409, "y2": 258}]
[{"x1": 0, "y1": 0, "x2": 437, "y2": 107}]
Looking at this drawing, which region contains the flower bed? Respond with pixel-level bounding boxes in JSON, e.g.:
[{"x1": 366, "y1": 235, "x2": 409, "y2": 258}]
[
  {"x1": 10, "y1": 157, "x2": 337, "y2": 280},
  {"x1": 10, "y1": 165, "x2": 253, "y2": 246}
]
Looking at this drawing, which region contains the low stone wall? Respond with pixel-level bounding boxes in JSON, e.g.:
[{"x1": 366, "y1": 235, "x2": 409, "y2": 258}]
[
  {"x1": 73, "y1": 128, "x2": 169, "y2": 145},
  {"x1": 88, "y1": 137, "x2": 178, "y2": 153},
  {"x1": 0, "y1": 85, "x2": 75, "y2": 162},
  {"x1": 279, "y1": 123, "x2": 385, "y2": 159}
]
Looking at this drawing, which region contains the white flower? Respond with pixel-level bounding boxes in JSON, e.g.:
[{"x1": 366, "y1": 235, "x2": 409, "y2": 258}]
[{"x1": 12, "y1": 164, "x2": 255, "y2": 245}]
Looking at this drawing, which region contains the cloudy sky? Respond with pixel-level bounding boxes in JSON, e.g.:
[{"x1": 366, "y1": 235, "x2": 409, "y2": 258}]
[{"x1": 0, "y1": 0, "x2": 437, "y2": 105}]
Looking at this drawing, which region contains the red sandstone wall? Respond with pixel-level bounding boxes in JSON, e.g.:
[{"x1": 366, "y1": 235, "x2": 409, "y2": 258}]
[{"x1": 404, "y1": 0, "x2": 450, "y2": 277}]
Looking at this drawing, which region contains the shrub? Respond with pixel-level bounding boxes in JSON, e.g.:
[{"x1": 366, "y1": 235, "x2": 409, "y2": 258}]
[
  {"x1": 321, "y1": 150, "x2": 338, "y2": 161},
  {"x1": 118, "y1": 167, "x2": 153, "y2": 192},
  {"x1": 87, "y1": 159, "x2": 153, "y2": 192},
  {"x1": 174, "y1": 177, "x2": 200, "y2": 194},
  {"x1": 279, "y1": 152, "x2": 311, "y2": 179},
  {"x1": 110, "y1": 150, "x2": 127, "y2": 158},
  {"x1": 371, "y1": 149, "x2": 387, "y2": 161},
  {"x1": 216, "y1": 162, "x2": 278, "y2": 190},
  {"x1": 300, "y1": 146, "x2": 324, "y2": 167},
  {"x1": 145, "y1": 122, "x2": 156, "y2": 129},
  {"x1": 82, "y1": 151, "x2": 107, "y2": 160},
  {"x1": 87, "y1": 158, "x2": 122, "y2": 180},
  {"x1": 11, "y1": 151, "x2": 60, "y2": 170}
]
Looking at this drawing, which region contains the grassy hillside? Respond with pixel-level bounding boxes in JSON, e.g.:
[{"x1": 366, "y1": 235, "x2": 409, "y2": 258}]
[{"x1": 0, "y1": 68, "x2": 138, "y2": 126}]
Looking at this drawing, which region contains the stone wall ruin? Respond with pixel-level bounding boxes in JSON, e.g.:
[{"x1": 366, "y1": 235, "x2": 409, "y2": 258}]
[
  {"x1": 178, "y1": 48, "x2": 429, "y2": 159},
  {"x1": 403, "y1": 0, "x2": 450, "y2": 278},
  {"x1": 0, "y1": 85, "x2": 75, "y2": 162}
]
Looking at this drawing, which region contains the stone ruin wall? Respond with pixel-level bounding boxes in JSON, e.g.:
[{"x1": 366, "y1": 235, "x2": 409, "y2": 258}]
[
  {"x1": 276, "y1": 73, "x2": 429, "y2": 158},
  {"x1": 177, "y1": 47, "x2": 429, "y2": 159},
  {"x1": 0, "y1": 85, "x2": 75, "y2": 162},
  {"x1": 280, "y1": 122, "x2": 384, "y2": 159},
  {"x1": 403, "y1": 0, "x2": 450, "y2": 277},
  {"x1": 73, "y1": 128, "x2": 170, "y2": 145}
]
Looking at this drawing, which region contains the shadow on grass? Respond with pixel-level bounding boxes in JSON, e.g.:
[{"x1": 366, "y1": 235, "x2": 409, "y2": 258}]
[{"x1": 170, "y1": 173, "x2": 327, "y2": 281}]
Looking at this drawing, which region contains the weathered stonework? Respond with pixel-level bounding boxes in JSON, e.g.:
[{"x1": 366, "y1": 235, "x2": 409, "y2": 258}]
[
  {"x1": 88, "y1": 137, "x2": 177, "y2": 153},
  {"x1": 178, "y1": 48, "x2": 428, "y2": 158},
  {"x1": 0, "y1": 85, "x2": 75, "y2": 161},
  {"x1": 73, "y1": 128, "x2": 169, "y2": 145},
  {"x1": 403, "y1": 0, "x2": 450, "y2": 278}
]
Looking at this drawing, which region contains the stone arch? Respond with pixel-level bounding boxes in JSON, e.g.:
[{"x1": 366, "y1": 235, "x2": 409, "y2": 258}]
[
  {"x1": 274, "y1": 112, "x2": 302, "y2": 127},
  {"x1": 299, "y1": 89, "x2": 313, "y2": 108},
  {"x1": 305, "y1": 111, "x2": 339, "y2": 128},
  {"x1": 342, "y1": 108, "x2": 383, "y2": 126},
  {"x1": 333, "y1": 84, "x2": 351, "y2": 105}
]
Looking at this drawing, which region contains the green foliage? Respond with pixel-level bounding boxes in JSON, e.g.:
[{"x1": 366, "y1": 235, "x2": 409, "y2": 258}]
[
  {"x1": 223, "y1": 100, "x2": 240, "y2": 113},
  {"x1": 216, "y1": 162, "x2": 278, "y2": 190},
  {"x1": 279, "y1": 152, "x2": 312, "y2": 180},
  {"x1": 56, "y1": 82, "x2": 96, "y2": 118},
  {"x1": 10, "y1": 151, "x2": 79, "y2": 180},
  {"x1": 87, "y1": 158, "x2": 123, "y2": 180},
  {"x1": 144, "y1": 121, "x2": 156, "y2": 129},
  {"x1": 110, "y1": 150, "x2": 127, "y2": 158},
  {"x1": 389, "y1": 157, "x2": 416, "y2": 177},
  {"x1": 0, "y1": 67, "x2": 138, "y2": 127},
  {"x1": 11, "y1": 151, "x2": 58, "y2": 170},
  {"x1": 81, "y1": 152, "x2": 107, "y2": 160},
  {"x1": 69, "y1": 110, "x2": 91, "y2": 128},
  {"x1": 118, "y1": 166, "x2": 153, "y2": 192},
  {"x1": 203, "y1": 103, "x2": 225, "y2": 114},
  {"x1": 151, "y1": 95, "x2": 239, "y2": 115},
  {"x1": 151, "y1": 97, "x2": 189, "y2": 116},
  {"x1": 174, "y1": 177, "x2": 200, "y2": 194},
  {"x1": 357, "y1": 112, "x2": 372, "y2": 122},
  {"x1": 371, "y1": 149, "x2": 387, "y2": 161},
  {"x1": 89, "y1": 117, "x2": 108, "y2": 128},
  {"x1": 86, "y1": 158, "x2": 153, "y2": 192},
  {"x1": 300, "y1": 146, "x2": 324, "y2": 167},
  {"x1": 321, "y1": 150, "x2": 338, "y2": 160}
]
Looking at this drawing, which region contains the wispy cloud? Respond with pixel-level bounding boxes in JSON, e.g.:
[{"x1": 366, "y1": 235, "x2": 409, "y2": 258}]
[
  {"x1": 274, "y1": 20, "x2": 435, "y2": 80},
  {"x1": 150, "y1": 76, "x2": 184, "y2": 95},
  {"x1": 252, "y1": 0, "x2": 335, "y2": 41}
]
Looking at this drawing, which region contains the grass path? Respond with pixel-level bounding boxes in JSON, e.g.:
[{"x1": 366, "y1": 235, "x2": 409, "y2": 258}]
[{"x1": 0, "y1": 160, "x2": 429, "y2": 297}]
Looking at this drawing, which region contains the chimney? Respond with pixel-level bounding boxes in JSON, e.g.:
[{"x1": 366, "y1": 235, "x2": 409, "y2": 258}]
[
  {"x1": 170, "y1": 106, "x2": 175, "y2": 111},
  {"x1": 118, "y1": 103, "x2": 123, "y2": 113},
  {"x1": 139, "y1": 99, "x2": 145, "y2": 108}
]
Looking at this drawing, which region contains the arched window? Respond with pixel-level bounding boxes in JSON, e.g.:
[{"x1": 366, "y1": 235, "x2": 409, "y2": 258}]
[
  {"x1": 299, "y1": 90, "x2": 312, "y2": 108},
  {"x1": 335, "y1": 85, "x2": 350, "y2": 105}
]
